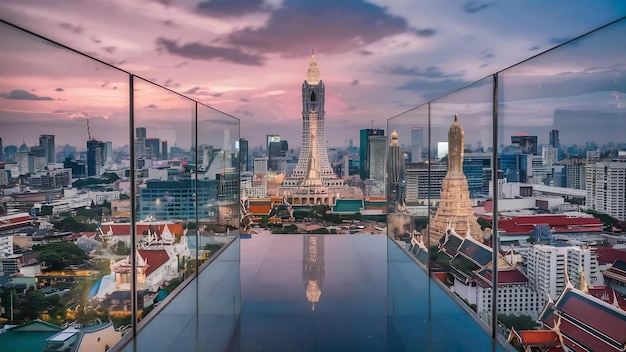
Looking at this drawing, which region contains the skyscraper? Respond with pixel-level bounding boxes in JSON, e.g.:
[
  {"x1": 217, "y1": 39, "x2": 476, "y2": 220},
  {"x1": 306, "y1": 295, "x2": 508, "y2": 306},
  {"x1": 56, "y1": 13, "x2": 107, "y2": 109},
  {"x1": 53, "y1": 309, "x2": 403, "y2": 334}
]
[
  {"x1": 387, "y1": 131, "x2": 404, "y2": 209},
  {"x1": 145, "y1": 138, "x2": 161, "y2": 159},
  {"x1": 549, "y1": 129, "x2": 560, "y2": 148},
  {"x1": 368, "y1": 135, "x2": 387, "y2": 183},
  {"x1": 39, "y1": 134, "x2": 55, "y2": 163},
  {"x1": 281, "y1": 54, "x2": 343, "y2": 189},
  {"x1": 87, "y1": 139, "x2": 105, "y2": 177},
  {"x1": 0, "y1": 137, "x2": 4, "y2": 162},
  {"x1": 161, "y1": 140, "x2": 168, "y2": 160},
  {"x1": 239, "y1": 138, "x2": 248, "y2": 172},
  {"x1": 359, "y1": 128, "x2": 384, "y2": 180}
]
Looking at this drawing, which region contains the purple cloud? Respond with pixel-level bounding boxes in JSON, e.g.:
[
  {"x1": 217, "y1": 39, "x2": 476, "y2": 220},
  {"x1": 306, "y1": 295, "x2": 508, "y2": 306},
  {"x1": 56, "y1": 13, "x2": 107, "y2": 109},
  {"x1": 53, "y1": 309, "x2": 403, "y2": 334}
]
[
  {"x1": 58, "y1": 22, "x2": 84, "y2": 34},
  {"x1": 225, "y1": 0, "x2": 436, "y2": 57},
  {"x1": 2, "y1": 89, "x2": 54, "y2": 101},
  {"x1": 156, "y1": 38, "x2": 265, "y2": 66},
  {"x1": 462, "y1": 2, "x2": 496, "y2": 14},
  {"x1": 196, "y1": 0, "x2": 271, "y2": 18}
]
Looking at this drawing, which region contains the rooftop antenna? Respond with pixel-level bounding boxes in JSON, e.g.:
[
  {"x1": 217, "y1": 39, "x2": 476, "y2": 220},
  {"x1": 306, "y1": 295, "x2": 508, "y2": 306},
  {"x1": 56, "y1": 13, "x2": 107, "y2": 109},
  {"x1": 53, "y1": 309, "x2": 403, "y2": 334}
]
[
  {"x1": 86, "y1": 119, "x2": 92, "y2": 141},
  {"x1": 371, "y1": 120, "x2": 374, "y2": 129}
]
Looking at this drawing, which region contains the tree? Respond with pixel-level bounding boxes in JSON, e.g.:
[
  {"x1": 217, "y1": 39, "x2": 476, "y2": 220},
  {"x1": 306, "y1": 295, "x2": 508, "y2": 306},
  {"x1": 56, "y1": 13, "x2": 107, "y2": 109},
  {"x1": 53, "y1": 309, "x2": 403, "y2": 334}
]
[
  {"x1": 477, "y1": 217, "x2": 492, "y2": 230},
  {"x1": 497, "y1": 314, "x2": 538, "y2": 331},
  {"x1": 34, "y1": 242, "x2": 90, "y2": 270}
]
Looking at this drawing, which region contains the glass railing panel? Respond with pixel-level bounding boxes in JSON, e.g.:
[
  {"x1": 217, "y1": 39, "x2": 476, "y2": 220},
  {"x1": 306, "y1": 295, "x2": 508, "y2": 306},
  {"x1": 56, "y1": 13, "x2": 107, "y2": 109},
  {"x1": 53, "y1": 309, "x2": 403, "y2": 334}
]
[
  {"x1": 386, "y1": 105, "x2": 429, "y2": 249},
  {"x1": 429, "y1": 78, "x2": 495, "y2": 329},
  {"x1": 0, "y1": 20, "x2": 129, "y2": 348},
  {"x1": 130, "y1": 77, "x2": 195, "y2": 330},
  {"x1": 194, "y1": 103, "x2": 241, "y2": 348},
  {"x1": 496, "y1": 17, "x2": 626, "y2": 339}
]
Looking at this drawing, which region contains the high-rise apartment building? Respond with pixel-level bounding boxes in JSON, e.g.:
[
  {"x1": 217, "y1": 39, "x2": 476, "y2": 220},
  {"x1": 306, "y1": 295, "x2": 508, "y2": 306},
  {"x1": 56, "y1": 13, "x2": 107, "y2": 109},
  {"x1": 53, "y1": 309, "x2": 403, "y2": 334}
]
[
  {"x1": 38, "y1": 134, "x2": 55, "y2": 163},
  {"x1": 0, "y1": 137, "x2": 3, "y2": 162},
  {"x1": 359, "y1": 128, "x2": 384, "y2": 180},
  {"x1": 563, "y1": 156, "x2": 586, "y2": 190},
  {"x1": 404, "y1": 162, "x2": 447, "y2": 203},
  {"x1": 87, "y1": 140, "x2": 105, "y2": 177},
  {"x1": 585, "y1": 157, "x2": 626, "y2": 221},
  {"x1": 239, "y1": 138, "x2": 248, "y2": 172},
  {"x1": 161, "y1": 140, "x2": 168, "y2": 160},
  {"x1": 526, "y1": 245, "x2": 567, "y2": 302},
  {"x1": 549, "y1": 129, "x2": 560, "y2": 148},
  {"x1": 411, "y1": 126, "x2": 423, "y2": 163},
  {"x1": 145, "y1": 137, "x2": 161, "y2": 159}
]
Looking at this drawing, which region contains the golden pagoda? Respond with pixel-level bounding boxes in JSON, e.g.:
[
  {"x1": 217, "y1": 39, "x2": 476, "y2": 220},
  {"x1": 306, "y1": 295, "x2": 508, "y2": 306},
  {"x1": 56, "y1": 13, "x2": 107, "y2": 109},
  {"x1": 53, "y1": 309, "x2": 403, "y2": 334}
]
[{"x1": 428, "y1": 114, "x2": 483, "y2": 244}]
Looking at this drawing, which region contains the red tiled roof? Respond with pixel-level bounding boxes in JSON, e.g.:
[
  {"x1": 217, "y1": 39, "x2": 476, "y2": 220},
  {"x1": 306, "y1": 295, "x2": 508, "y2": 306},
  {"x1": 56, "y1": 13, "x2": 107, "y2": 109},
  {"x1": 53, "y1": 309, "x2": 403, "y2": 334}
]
[
  {"x1": 481, "y1": 269, "x2": 529, "y2": 285},
  {"x1": 497, "y1": 215, "x2": 602, "y2": 235},
  {"x1": 138, "y1": 249, "x2": 170, "y2": 277},
  {"x1": 593, "y1": 247, "x2": 626, "y2": 265},
  {"x1": 0, "y1": 213, "x2": 33, "y2": 231},
  {"x1": 519, "y1": 330, "x2": 560, "y2": 346}
]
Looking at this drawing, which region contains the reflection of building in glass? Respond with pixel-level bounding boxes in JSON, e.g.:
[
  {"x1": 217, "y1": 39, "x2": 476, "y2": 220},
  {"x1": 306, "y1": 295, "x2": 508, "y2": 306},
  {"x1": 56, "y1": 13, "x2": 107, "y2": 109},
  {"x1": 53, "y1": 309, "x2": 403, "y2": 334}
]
[
  {"x1": 368, "y1": 135, "x2": 387, "y2": 184},
  {"x1": 138, "y1": 179, "x2": 218, "y2": 221},
  {"x1": 463, "y1": 153, "x2": 492, "y2": 197},
  {"x1": 411, "y1": 126, "x2": 423, "y2": 163},
  {"x1": 386, "y1": 131, "x2": 404, "y2": 209},
  {"x1": 428, "y1": 114, "x2": 483, "y2": 244},
  {"x1": 239, "y1": 138, "x2": 248, "y2": 172},
  {"x1": 404, "y1": 162, "x2": 447, "y2": 204},
  {"x1": 511, "y1": 135, "x2": 538, "y2": 155},
  {"x1": 303, "y1": 235, "x2": 324, "y2": 311}
]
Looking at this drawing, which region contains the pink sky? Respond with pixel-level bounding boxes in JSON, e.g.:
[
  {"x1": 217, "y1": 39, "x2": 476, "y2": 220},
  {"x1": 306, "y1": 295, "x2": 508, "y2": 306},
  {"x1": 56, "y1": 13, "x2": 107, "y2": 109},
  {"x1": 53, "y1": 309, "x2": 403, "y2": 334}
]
[{"x1": 1, "y1": 1, "x2": 625, "y2": 150}]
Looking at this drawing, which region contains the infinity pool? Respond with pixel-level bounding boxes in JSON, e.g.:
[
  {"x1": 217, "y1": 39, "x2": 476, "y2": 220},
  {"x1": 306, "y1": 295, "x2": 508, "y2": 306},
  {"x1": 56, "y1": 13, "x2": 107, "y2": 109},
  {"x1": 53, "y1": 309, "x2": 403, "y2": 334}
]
[{"x1": 118, "y1": 234, "x2": 512, "y2": 351}]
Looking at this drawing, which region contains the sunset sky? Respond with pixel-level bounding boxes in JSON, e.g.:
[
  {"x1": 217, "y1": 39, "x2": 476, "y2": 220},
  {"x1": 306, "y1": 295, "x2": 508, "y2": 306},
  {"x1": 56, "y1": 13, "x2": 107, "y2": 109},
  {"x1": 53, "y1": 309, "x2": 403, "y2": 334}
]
[{"x1": 1, "y1": 1, "x2": 625, "y2": 150}]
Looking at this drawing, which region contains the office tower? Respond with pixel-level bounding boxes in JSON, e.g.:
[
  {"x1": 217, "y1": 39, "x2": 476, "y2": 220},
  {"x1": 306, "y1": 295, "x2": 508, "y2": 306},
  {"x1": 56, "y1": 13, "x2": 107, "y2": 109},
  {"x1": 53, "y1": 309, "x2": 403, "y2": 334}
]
[
  {"x1": 4, "y1": 145, "x2": 17, "y2": 163},
  {"x1": 145, "y1": 138, "x2": 161, "y2": 159},
  {"x1": 428, "y1": 114, "x2": 483, "y2": 244},
  {"x1": 266, "y1": 134, "x2": 280, "y2": 153},
  {"x1": 268, "y1": 140, "x2": 288, "y2": 171},
  {"x1": 404, "y1": 162, "x2": 447, "y2": 203},
  {"x1": 463, "y1": 152, "x2": 492, "y2": 197},
  {"x1": 563, "y1": 156, "x2": 586, "y2": 190},
  {"x1": 62, "y1": 144, "x2": 76, "y2": 160},
  {"x1": 39, "y1": 134, "x2": 55, "y2": 163},
  {"x1": 549, "y1": 129, "x2": 560, "y2": 148},
  {"x1": 87, "y1": 139, "x2": 105, "y2": 177},
  {"x1": 18, "y1": 139, "x2": 28, "y2": 152},
  {"x1": 359, "y1": 128, "x2": 384, "y2": 180},
  {"x1": 303, "y1": 235, "x2": 325, "y2": 311},
  {"x1": 239, "y1": 138, "x2": 249, "y2": 172},
  {"x1": 136, "y1": 127, "x2": 147, "y2": 139},
  {"x1": 511, "y1": 135, "x2": 538, "y2": 155},
  {"x1": 105, "y1": 141, "x2": 113, "y2": 162},
  {"x1": 0, "y1": 137, "x2": 3, "y2": 162},
  {"x1": 281, "y1": 54, "x2": 343, "y2": 189},
  {"x1": 368, "y1": 135, "x2": 387, "y2": 183},
  {"x1": 585, "y1": 157, "x2": 626, "y2": 221},
  {"x1": 161, "y1": 140, "x2": 168, "y2": 160},
  {"x1": 411, "y1": 126, "x2": 423, "y2": 162},
  {"x1": 253, "y1": 156, "x2": 268, "y2": 174}
]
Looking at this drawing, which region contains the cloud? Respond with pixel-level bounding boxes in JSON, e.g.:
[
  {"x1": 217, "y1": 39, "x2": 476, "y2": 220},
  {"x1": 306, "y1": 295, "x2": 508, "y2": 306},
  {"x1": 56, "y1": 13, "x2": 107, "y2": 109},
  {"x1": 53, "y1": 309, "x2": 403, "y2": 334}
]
[
  {"x1": 462, "y1": 2, "x2": 495, "y2": 14},
  {"x1": 358, "y1": 50, "x2": 374, "y2": 56},
  {"x1": 160, "y1": 19, "x2": 178, "y2": 27},
  {"x1": 146, "y1": 104, "x2": 158, "y2": 109},
  {"x1": 102, "y1": 46, "x2": 117, "y2": 54},
  {"x1": 55, "y1": 88, "x2": 64, "y2": 92},
  {"x1": 196, "y1": 0, "x2": 271, "y2": 18},
  {"x1": 2, "y1": 89, "x2": 54, "y2": 101},
  {"x1": 225, "y1": 0, "x2": 435, "y2": 57},
  {"x1": 156, "y1": 38, "x2": 265, "y2": 66},
  {"x1": 184, "y1": 86, "x2": 201, "y2": 94},
  {"x1": 235, "y1": 109, "x2": 254, "y2": 117},
  {"x1": 351, "y1": 79, "x2": 359, "y2": 86},
  {"x1": 382, "y1": 65, "x2": 464, "y2": 79},
  {"x1": 549, "y1": 36, "x2": 572, "y2": 46},
  {"x1": 396, "y1": 77, "x2": 471, "y2": 100},
  {"x1": 58, "y1": 22, "x2": 84, "y2": 34},
  {"x1": 163, "y1": 79, "x2": 179, "y2": 88}
]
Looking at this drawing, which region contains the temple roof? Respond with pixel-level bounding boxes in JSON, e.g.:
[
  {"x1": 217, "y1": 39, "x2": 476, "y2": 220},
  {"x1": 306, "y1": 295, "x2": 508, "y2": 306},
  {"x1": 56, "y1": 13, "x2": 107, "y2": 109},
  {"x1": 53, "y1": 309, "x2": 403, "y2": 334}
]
[{"x1": 540, "y1": 287, "x2": 626, "y2": 351}]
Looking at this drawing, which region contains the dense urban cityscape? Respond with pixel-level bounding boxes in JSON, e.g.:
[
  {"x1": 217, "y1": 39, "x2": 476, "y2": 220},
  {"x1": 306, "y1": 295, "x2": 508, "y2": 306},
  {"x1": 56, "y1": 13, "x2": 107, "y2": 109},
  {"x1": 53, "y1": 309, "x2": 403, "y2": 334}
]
[{"x1": 2, "y1": 4, "x2": 626, "y2": 352}]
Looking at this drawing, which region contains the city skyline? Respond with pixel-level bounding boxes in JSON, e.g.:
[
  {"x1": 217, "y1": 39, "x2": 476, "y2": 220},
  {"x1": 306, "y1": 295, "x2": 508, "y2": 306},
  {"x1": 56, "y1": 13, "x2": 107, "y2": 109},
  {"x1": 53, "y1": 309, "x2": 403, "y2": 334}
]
[{"x1": 1, "y1": 1, "x2": 625, "y2": 149}]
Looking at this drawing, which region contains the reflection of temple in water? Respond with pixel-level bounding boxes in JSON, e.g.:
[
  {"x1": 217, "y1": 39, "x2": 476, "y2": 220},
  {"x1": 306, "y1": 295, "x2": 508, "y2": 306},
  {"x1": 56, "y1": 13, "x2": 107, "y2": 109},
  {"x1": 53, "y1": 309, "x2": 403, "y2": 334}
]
[{"x1": 303, "y1": 235, "x2": 325, "y2": 311}]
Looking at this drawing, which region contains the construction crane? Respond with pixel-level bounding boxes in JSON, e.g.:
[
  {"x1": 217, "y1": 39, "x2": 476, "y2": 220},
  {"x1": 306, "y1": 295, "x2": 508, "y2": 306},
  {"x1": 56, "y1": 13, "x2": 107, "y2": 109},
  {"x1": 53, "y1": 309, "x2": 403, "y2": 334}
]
[{"x1": 86, "y1": 119, "x2": 92, "y2": 141}]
